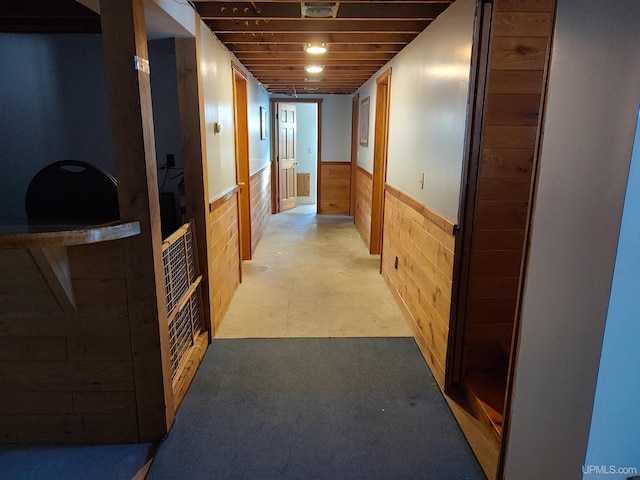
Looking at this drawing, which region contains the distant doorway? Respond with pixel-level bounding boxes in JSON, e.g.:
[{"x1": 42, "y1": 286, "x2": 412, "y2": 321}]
[{"x1": 272, "y1": 99, "x2": 320, "y2": 213}]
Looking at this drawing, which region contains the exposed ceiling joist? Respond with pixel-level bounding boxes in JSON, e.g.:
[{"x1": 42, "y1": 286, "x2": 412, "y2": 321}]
[{"x1": 194, "y1": 0, "x2": 455, "y2": 94}]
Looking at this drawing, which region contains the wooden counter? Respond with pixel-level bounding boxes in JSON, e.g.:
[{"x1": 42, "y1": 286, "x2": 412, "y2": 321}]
[
  {"x1": 0, "y1": 220, "x2": 146, "y2": 443},
  {"x1": 0, "y1": 220, "x2": 140, "y2": 249}
]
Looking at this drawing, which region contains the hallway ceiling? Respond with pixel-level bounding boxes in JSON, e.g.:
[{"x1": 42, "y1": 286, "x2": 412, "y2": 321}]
[
  {"x1": 193, "y1": 1, "x2": 456, "y2": 95},
  {"x1": 0, "y1": 0, "x2": 456, "y2": 96}
]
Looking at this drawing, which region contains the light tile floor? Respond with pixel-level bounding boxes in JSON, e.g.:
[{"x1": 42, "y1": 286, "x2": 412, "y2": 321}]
[{"x1": 216, "y1": 207, "x2": 413, "y2": 338}]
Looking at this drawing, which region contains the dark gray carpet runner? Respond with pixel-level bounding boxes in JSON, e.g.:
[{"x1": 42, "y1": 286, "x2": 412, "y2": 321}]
[{"x1": 147, "y1": 337, "x2": 485, "y2": 480}]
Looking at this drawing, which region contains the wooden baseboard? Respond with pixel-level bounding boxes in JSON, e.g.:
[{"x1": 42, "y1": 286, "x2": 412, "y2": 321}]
[{"x1": 172, "y1": 332, "x2": 209, "y2": 411}]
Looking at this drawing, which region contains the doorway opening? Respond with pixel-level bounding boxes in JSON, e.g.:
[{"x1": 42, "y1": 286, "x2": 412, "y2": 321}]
[{"x1": 271, "y1": 98, "x2": 321, "y2": 214}]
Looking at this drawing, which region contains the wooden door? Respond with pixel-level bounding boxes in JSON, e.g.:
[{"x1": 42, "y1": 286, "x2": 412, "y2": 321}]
[
  {"x1": 370, "y1": 68, "x2": 391, "y2": 255},
  {"x1": 278, "y1": 103, "x2": 297, "y2": 212},
  {"x1": 232, "y1": 65, "x2": 252, "y2": 259}
]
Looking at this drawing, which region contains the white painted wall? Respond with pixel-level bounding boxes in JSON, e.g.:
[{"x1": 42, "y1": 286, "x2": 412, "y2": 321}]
[
  {"x1": 318, "y1": 94, "x2": 352, "y2": 162},
  {"x1": 246, "y1": 74, "x2": 271, "y2": 175},
  {"x1": 355, "y1": 0, "x2": 475, "y2": 222},
  {"x1": 503, "y1": 1, "x2": 640, "y2": 478},
  {"x1": 582, "y1": 108, "x2": 640, "y2": 480},
  {"x1": 199, "y1": 22, "x2": 271, "y2": 198},
  {"x1": 295, "y1": 103, "x2": 319, "y2": 204},
  {"x1": 0, "y1": 33, "x2": 113, "y2": 219},
  {"x1": 199, "y1": 27, "x2": 236, "y2": 198}
]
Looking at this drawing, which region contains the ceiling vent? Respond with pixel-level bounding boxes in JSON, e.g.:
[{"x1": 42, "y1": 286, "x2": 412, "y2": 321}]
[{"x1": 301, "y1": 2, "x2": 338, "y2": 18}]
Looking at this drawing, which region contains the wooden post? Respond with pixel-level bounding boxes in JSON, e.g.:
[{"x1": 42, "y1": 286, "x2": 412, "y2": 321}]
[
  {"x1": 175, "y1": 32, "x2": 213, "y2": 336},
  {"x1": 99, "y1": 0, "x2": 175, "y2": 441}
]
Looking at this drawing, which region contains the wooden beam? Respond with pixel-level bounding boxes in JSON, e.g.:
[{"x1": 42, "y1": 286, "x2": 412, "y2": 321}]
[
  {"x1": 99, "y1": 0, "x2": 174, "y2": 441},
  {"x1": 29, "y1": 247, "x2": 77, "y2": 314},
  {"x1": 175, "y1": 35, "x2": 213, "y2": 338},
  {"x1": 206, "y1": 19, "x2": 429, "y2": 33},
  {"x1": 215, "y1": 31, "x2": 417, "y2": 44}
]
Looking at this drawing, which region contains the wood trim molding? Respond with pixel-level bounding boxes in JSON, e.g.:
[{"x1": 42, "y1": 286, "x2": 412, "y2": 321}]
[
  {"x1": 320, "y1": 161, "x2": 351, "y2": 166},
  {"x1": 209, "y1": 185, "x2": 239, "y2": 213},
  {"x1": 384, "y1": 183, "x2": 457, "y2": 236},
  {"x1": 250, "y1": 163, "x2": 270, "y2": 181},
  {"x1": 356, "y1": 165, "x2": 373, "y2": 179}
]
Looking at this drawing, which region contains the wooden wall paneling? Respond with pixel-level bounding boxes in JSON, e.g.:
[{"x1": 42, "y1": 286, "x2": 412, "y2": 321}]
[
  {"x1": 319, "y1": 162, "x2": 351, "y2": 214},
  {"x1": 175, "y1": 34, "x2": 212, "y2": 336},
  {"x1": 249, "y1": 165, "x2": 272, "y2": 254},
  {"x1": 461, "y1": 0, "x2": 556, "y2": 372},
  {"x1": 99, "y1": 0, "x2": 174, "y2": 441},
  {"x1": 350, "y1": 94, "x2": 360, "y2": 216},
  {"x1": 380, "y1": 187, "x2": 456, "y2": 388},
  {"x1": 1, "y1": 414, "x2": 139, "y2": 444},
  {"x1": 489, "y1": 37, "x2": 549, "y2": 71},
  {"x1": 0, "y1": 242, "x2": 139, "y2": 444},
  {"x1": 496, "y1": 0, "x2": 555, "y2": 13},
  {"x1": 355, "y1": 166, "x2": 373, "y2": 248},
  {"x1": 296, "y1": 173, "x2": 311, "y2": 197},
  {"x1": 208, "y1": 188, "x2": 241, "y2": 333},
  {"x1": 449, "y1": 1, "x2": 557, "y2": 471}
]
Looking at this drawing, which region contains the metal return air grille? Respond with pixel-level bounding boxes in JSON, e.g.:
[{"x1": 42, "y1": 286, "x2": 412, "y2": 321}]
[{"x1": 162, "y1": 221, "x2": 203, "y2": 381}]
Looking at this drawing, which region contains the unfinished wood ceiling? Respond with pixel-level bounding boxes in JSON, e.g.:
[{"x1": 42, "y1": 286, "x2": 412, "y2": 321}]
[{"x1": 193, "y1": 1, "x2": 455, "y2": 95}]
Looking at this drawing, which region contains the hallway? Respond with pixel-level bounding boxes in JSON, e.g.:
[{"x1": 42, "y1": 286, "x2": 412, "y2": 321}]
[
  {"x1": 146, "y1": 209, "x2": 486, "y2": 479},
  {"x1": 217, "y1": 207, "x2": 412, "y2": 338}
]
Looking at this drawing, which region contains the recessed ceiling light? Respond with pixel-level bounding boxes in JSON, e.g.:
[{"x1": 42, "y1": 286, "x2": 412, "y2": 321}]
[
  {"x1": 305, "y1": 43, "x2": 328, "y2": 54},
  {"x1": 306, "y1": 64, "x2": 324, "y2": 74}
]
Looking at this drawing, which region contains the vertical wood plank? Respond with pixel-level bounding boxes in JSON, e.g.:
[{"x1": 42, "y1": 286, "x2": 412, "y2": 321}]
[
  {"x1": 176, "y1": 35, "x2": 212, "y2": 336},
  {"x1": 99, "y1": 0, "x2": 174, "y2": 441}
]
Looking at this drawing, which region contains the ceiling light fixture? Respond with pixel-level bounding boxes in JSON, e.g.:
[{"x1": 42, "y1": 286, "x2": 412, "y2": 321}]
[
  {"x1": 305, "y1": 43, "x2": 328, "y2": 54},
  {"x1": 305, "y1": 64, "x2": 324, "y2": 74}
]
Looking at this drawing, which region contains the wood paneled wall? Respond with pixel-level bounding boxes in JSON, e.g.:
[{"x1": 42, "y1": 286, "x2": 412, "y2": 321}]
[
  {"x1": 208, "y1": 188, "x2": 241, "y2": 334},
  {"x1": 381, "y1": 187, "x2": 456, "y2": 388},
  {"x1": 319, "y1": 162, "x2": 351, "y2": 215},
  {"x1": 464, "y1": 0, "x2": 554, "y2": 361},
  {"x1": 355, "y1": 166, "x2": 373, "y2": 249},
  {"x1": 250, "y1": 165, "x2": 271, "y2": 255},
  {"x1": 0, "y1": 243, "x2": 139, "y2": 443}
]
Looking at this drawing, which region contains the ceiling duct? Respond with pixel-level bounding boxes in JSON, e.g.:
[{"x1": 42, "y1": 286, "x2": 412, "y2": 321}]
[{"x1": 301, "y1": 2, "x2": 338, "y2": 18}]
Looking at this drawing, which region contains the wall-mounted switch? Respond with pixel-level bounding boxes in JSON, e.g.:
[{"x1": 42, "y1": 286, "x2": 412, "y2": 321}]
[{"x1": 419, "y1": 172, "x2": 425, "y2": 190}]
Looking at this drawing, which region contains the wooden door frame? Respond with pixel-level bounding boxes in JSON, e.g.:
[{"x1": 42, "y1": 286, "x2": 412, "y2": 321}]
[
  {"x1": 370, "y1": 68, "x2": 392, "y2": 255},
  {"x1": 447, "y1": 0, "x2": 493, "y2": 392},
  {"x1": 270, "y1": 98, "x2": 322, "y2": 214},
  {"x1": 232, "y1": 63, "x2": 252, "y2": 260},
  {"x1": 350, "y1": 93, "x2": 360, "y2": 217}
]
